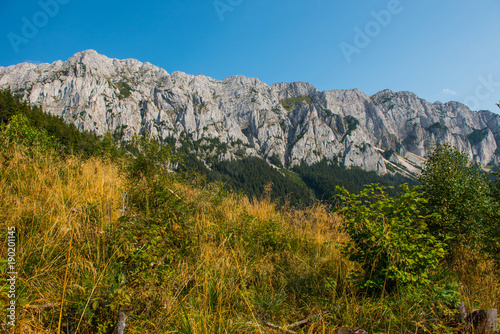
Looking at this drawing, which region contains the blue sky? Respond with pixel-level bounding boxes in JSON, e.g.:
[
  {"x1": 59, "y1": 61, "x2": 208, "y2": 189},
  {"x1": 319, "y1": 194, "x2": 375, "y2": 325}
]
[{"x1": 1, "y1": 0, "x2": 499, "y2": 113}]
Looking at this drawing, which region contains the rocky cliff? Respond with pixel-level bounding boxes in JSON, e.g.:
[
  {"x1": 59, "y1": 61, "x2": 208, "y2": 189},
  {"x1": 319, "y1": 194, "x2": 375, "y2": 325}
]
[{"x1": 1, "y1": 50, "x2": 499, "y2": 175}]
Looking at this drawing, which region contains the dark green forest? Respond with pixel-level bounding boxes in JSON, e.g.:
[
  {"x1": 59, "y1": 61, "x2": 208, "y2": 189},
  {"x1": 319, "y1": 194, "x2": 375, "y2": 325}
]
[{"x1": 293, "y1": 159, "x2": 418, "y2": 202}]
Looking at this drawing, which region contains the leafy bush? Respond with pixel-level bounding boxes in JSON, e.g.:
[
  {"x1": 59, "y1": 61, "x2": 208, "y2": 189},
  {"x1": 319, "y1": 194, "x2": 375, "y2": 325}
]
[
  {"x1": 419, "y1": 144, "x2": 496, "y2": 252},
  {"x1": 488, "y1": 172, "x2": 500, "y2": 259},
  {"x1": 336, "y1": 183, "x2": 447, "y2": 293},
  {"x1": 0, "y1": 89, "x2": 123, "y2": 158},
  {"x1": 125, "y1": 134, "x2": 177, "y2": 180},
  {"x1": 2, "y1": 114, "x2": 58, "y2": 154}
]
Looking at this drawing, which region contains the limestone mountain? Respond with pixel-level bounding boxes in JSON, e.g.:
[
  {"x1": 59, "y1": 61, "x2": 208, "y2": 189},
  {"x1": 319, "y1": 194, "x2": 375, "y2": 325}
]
[{"x1": 1, "y1": 49, "x2": 499, "y2": 175}]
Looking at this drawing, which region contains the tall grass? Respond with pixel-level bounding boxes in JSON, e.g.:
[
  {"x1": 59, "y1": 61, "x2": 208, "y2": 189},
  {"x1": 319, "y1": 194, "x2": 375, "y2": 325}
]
[
  {"x1": 0, "y1": 141, "x2": 124, "y2": 333},
  {"x1": 1, "y1": 139, "x2": 498, "y2": 333}
]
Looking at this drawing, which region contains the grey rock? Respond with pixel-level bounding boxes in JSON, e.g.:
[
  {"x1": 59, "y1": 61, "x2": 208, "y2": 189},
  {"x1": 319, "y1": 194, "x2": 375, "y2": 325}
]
[{"x1": 1, "y1": 50, "x2": 499, "y2": 175}]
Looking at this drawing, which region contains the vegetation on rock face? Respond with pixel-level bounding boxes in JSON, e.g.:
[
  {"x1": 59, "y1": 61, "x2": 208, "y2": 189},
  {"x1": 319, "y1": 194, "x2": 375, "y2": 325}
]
[
  {"x1": 343, "y1": 115, "x2": 360, "y2": 137},
  {"x1": 116, "y1": 80, "x2": 132, "y2": 99},
  {"x1": 279, "y1": 96, "x2": 313, "y2": 111},
  {"x1": 0, "y1": 90, "x2": 499, "y2": 333},
  {"x1": 467, "y1": 128, "x2": 489, "y2": 146},
  {"x1": 268, "y1": 154, "x2": 283, "y2": 168}
]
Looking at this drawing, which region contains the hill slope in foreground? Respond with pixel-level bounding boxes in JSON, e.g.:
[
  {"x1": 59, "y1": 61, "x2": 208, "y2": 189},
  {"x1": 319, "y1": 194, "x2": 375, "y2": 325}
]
[{"x1": 0, "y1": 97, "x2": 499, "y2": 333}]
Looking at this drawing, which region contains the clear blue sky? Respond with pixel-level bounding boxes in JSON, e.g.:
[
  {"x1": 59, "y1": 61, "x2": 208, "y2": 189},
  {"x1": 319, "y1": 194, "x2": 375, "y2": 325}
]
[{"x1": 1, "y1": 0, "x2": 499, "y2": 112}]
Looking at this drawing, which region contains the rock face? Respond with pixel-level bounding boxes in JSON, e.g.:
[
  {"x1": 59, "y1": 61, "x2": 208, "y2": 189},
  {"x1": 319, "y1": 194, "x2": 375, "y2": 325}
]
[{"x1": 1, "y1": 50, "x2": 499, "y2": 175}]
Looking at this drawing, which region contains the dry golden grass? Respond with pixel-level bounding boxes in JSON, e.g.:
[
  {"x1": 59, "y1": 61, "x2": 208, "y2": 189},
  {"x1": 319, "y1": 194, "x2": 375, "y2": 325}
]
[
  {"x1": 1, "y1": 141, "x2": 498, "y2": 333},
  {"x1": 0, "y1": 143, "x2": 124, "y2": 333},
  {"x1": 452, "y1": 247, "x2": 500, "y2": 310}
]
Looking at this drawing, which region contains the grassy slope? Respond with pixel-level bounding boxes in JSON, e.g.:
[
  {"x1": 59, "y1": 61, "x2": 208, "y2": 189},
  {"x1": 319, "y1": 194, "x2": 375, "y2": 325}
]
[{"x1": 1, "y1": 135, "x2": 499, "y2": 333}]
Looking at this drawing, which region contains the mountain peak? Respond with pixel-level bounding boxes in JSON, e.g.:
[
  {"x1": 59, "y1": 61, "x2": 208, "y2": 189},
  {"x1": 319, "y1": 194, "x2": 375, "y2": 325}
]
[
  {"x1": 76, "y1": 49, "x2": 99, "y2": 56},
  {"x1": 67, "y1": 49, "x2": 104, "y2": 63}
]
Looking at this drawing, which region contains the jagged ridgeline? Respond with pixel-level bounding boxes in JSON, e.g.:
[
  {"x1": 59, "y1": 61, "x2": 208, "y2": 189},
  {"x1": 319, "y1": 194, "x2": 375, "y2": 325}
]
[{"x1": 2, "y1": 50, "x2": 500, "y2": 178}]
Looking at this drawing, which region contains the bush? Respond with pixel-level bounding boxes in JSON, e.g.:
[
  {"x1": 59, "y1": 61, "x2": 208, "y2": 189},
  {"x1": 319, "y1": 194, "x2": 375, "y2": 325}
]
[
  {"x1": 2, "y1": 114, "x2": 58, "y2": 154},
  {"x1": 419, "y1": 144, "x2": 496, "y2": 252},
  {"x1": 336, "y1": 183, "x2": 446, "y2": 293},
  {"x1": 125, "y1": 134, "x2": 177, "y2": 180},
  {"x1": 483, "y1": 170, "x2": 500, "y2": 263}
]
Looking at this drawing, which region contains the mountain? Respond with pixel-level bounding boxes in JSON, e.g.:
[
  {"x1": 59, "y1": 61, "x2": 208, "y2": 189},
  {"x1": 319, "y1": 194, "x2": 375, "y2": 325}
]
[{"x1": 1, "y1": 49, "x2": 499, "y2": 175}]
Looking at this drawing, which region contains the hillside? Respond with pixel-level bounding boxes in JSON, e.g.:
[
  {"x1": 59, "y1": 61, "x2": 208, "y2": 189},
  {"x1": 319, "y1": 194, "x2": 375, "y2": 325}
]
[{"x1": 0, "y1": 88, "x2": 499, "y2": 333}]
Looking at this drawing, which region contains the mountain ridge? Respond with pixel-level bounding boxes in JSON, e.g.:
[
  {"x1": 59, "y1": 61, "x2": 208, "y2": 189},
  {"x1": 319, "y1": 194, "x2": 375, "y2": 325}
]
[{"x1": 1, "y1": 49, "x2": 499, "y2": 175}]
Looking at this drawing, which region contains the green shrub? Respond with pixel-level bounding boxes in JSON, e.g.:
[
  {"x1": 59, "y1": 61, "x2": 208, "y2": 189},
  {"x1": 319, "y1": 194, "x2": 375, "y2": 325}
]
[
  {"x1": 3, "y1": 114, "x2": 58, "y2": 154},
  {"x1": 488, "y1": 171, "x2": 500, "y2": 260},
  {"x1": 126, "y1": 134, "x2": 177, "y2": 180},
  {"x1": 419, "y1": 144, "x2": 496, "y2": 252},
  {"x1": 0, "y1": 90, "x2": 123, "y2": 158},
  {"x1": 336, "y1": 183, "x2": 446, "y2": 293}
]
